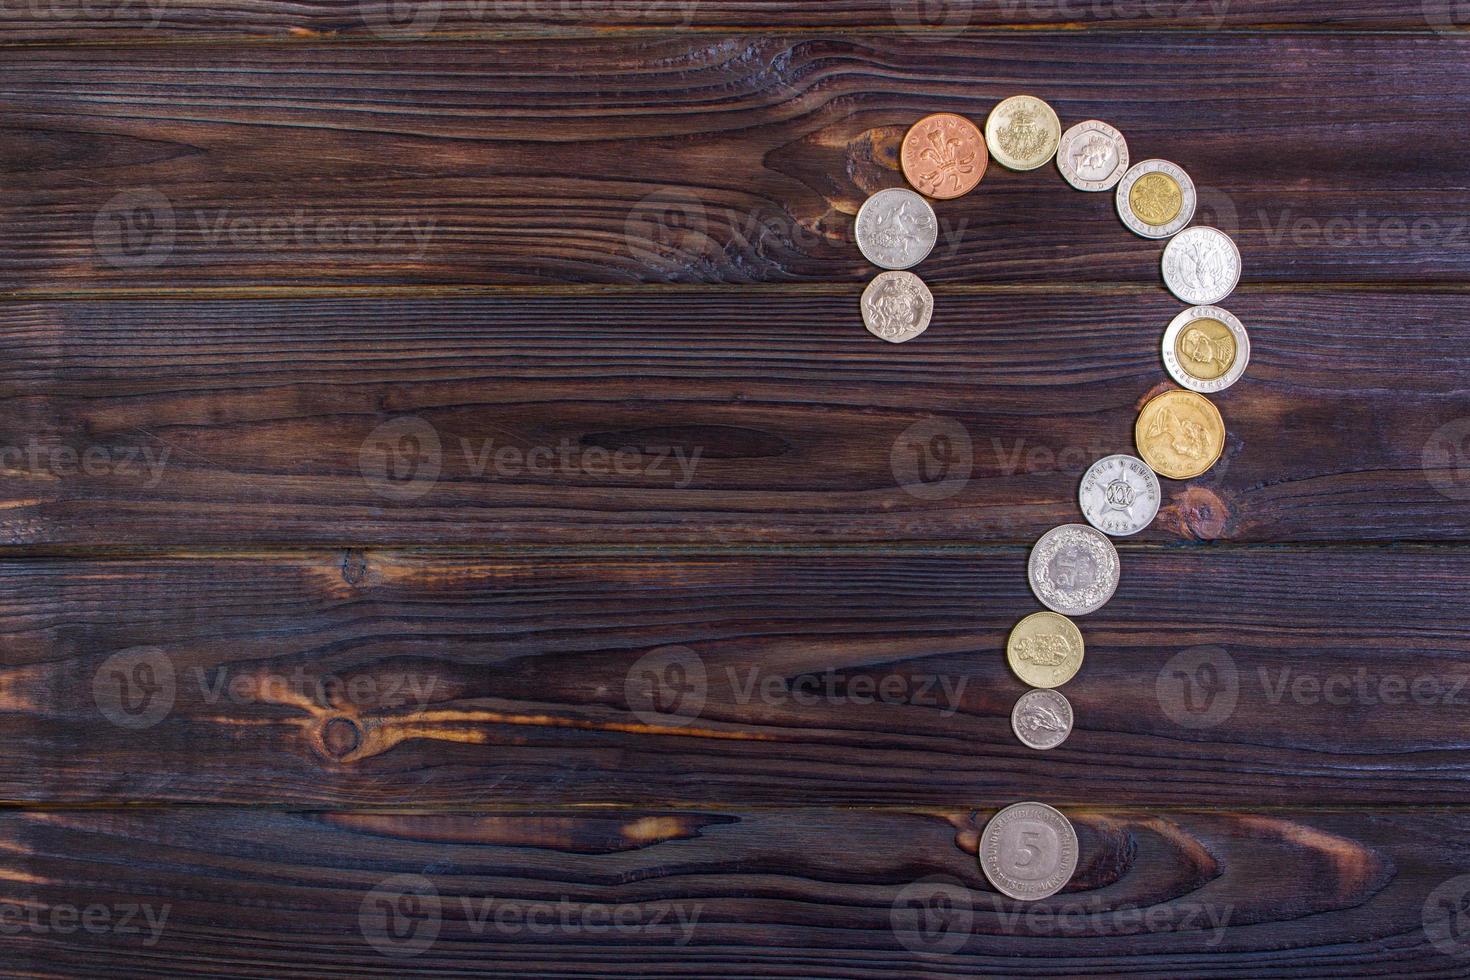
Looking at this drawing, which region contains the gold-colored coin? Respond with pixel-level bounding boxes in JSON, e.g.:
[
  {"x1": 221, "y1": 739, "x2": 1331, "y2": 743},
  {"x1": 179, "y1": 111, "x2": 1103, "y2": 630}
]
[
  {"x1": 1174, "y1": 318, "x2": 1237, "y2": 382},
  {"x1": 985, "y1": 95, "x2": 1061, "y2": 172},
  {"x1": 1007, "y1": 612, "x2": 1084, "y2": 689},
  {"x1": 1135, "y1": 389, "x2": 1226, "y2": 480},
  {"x1": 1129, "y1": 172, "x2": 1183, "y2": 226}
]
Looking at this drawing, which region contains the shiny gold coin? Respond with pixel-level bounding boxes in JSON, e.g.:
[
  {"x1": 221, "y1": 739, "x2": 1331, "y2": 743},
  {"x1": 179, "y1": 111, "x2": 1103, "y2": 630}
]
[
  {"x1": 985, "y1": 95, "x2": 1061, "y2": 172},
  {"x1": 1129, "y1": 172, "x2": 1183, "y2": 226},
  {"x1": 1135, "y1": 389, "x2": 1226, "y2": 480},
  {"x1": 1007, "y1": 612, "x2": 1084, "y2": 689},
  {"x1": 1174, "y1": 318, "x2": 1237, "y2": 382}
]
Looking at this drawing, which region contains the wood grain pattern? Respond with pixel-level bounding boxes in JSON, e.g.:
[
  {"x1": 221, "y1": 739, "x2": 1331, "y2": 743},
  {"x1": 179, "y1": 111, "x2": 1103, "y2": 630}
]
[
  {"x1": 4, "y1": 549, "x2": 1468, "y2": 807},
  {"x1": 1, "y1": 806, "x2": 1468, "y2": 976},
  {"x1": 3, "y1": 33, "x2": 1469, "y2": 290},
  {"x1": 2, "y1": 291, "x2": 1465, "y2": 547}
]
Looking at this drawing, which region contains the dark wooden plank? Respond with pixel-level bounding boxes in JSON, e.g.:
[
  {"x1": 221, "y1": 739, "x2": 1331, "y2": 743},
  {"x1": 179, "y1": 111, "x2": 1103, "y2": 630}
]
[
  {"x1": 5, "y1": 549, "x2": 1470, "y2": 807},
  {"x1": 1, "y1": 805, "x2": 1468, "y2": 976},
  {"x1": 3, "y1": 33, "x2": 1469, "y2": 290},
  {"x1": 2, "y1": 290, "x2": 1466, "y2": 546},
  {"x1": 0, "y1": 1, "x2": 1455, "y2": 43}
]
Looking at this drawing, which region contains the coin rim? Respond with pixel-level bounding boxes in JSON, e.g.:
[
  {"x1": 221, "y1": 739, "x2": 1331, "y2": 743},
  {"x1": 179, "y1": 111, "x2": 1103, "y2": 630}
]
[
  {"x1": 861, "y1": 270, "x2": 934, "y2": 344},
  {"x1": 984, "y1": 95, "x2": 1062, "y2": 172},
  {"x1": 1162, "y1": 306, "x2": 1251, "y2": 393},
  {"x1": 1134, "y1": 388, "x2": 1226, "y2": 480},
  {"x1": 1115, "y1": 159, "x2": 1197, "y2": 239},
  {"x1": 1006, "y1": 611, "x2": 1084, "y2": 689},
  {"x1": 1027, "y1": 523, "x2": 1121, "y2": 617},
  {"x1": 902, "y1": 112, "x2": 988, "y2": 200},
  {"x1": 1010, "y1": 689, "x2": 1074, "y2": 750},
  {"x1": 854, "y1": 187, "x2": 939, "y2": 270},
  {"x1": 1056, "y1": 120, "x2": 1130, "y2": 192},
  {"x1": 978, "y1": 801, "x2": 1080, "y2": 901},
  {"x1": 1161, "y1": 225, "x2": 1243, "y2": 305},
  {"x1": 1078, "y1": 453, "x2": 1162, "y2": 537}
]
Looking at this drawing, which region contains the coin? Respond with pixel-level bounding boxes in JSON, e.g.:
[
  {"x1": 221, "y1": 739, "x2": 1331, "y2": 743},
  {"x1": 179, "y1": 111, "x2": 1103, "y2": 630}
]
[
  {"x1": 855, "y1": 188, "x2": 939, "y2": 270},
  {"x1": 1028, "y1": 524, "x2": 1120, "y2": 616},
  {"x1": 1163, "y1": 306, "x2": 1250, "y2": 393},
  {"x1": 978, "y1": 802, "x2": 1079, "y2": 901},
  {"x1": 1115, "y1": 159, "x2": 1196, "y2": 239},
  {"x1": 1011, "y1": 689, "x2": 1073, "y2": 750},
  {"x1": 1056, "y1": 120, "x2": 1129, "y2": 192},
  {"x1": 862, "y1": 271, "x2": 933, "y2": 344},
  {"x1": 1135, "y1": 389, "x2": 1225, "y2": 480},
  {"x1": 985, "y1": 96, "x2": 1061, "y2": 172},
  {"x1": 1079, "y1": 454, "x2": 1161, "y2": 537},
  {"x1": 1008, "y1": 612, "x2": 1084, "y2": 688},
  {"x1": 902, "y1": 113, "x2": 988, "y2": 200},
  {"x1": 1162, "y1": 226, "x2": 1241, "y2": 305}
]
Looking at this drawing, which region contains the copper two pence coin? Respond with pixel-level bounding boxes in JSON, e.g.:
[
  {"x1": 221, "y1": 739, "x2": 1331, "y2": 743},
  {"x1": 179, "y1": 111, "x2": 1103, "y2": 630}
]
[{"x1": 901, "y1": 113, "x2": 988, "y2": 199}]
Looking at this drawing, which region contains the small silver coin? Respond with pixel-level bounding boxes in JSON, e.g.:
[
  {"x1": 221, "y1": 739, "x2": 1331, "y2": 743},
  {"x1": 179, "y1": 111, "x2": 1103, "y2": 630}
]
[
  {"x1": 855, "y1": 188, "x2": 938, "y2": 270},
  {"x1": 1079, "y1": 454, "x2": 1161, "y2": 537},
  {"x1": 861, "y1": 271, "x2": 933, "y2": 343},
  {"x1": 978, "y1": 802, "x2": 1079, "y2": 902},
  {"x1": 1163, "y1": 305, "x2": 1251, "y2": 393},
  {"x1": 1028, "y1": 524, "x2": 1120, "y2": 616},
  {"x1": 1162, "y1": 226, "x2": 1242, "y2": 305},
  {"x1": 1011, "y1": 689, "x2": 1073, "y2": 750},
  {"x1": 1056, "y1": 120, "x2": 1129, "y2": 192},
  {"x1": 1115, "y1": 159, "x2": 1197, "y2": 239}
]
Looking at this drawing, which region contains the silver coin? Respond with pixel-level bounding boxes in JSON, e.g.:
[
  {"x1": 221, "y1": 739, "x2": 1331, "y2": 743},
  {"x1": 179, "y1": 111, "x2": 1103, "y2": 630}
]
[
  {"x1": 1011, "y1": 689, "x2": 1073, "y2": 750},
  {"x1": 1115, "y1": 159, "x2": 1197, "y2": 239},
  {"x1": 1162, "y1": 305, "x2": 1251, "y2": 393},
  {"x1": 855, "y1": 188, "x2": 938, "y2": 270},
  {"x1": 1079, "y1": 454, "x2": 1161, "y2": 537},
  {"x1": 978, "y1": 802, "x2": 1079, "y2": 902},
  {"x1": 1162, "y1": 226, "x2": 1241, "y2": 305},
  {"x1": 1056, "y1": 120, "x2": 1129, "y2": 192},
  {"x1": 861, "y1": 271, "x2": 933, "y2": 344},
  {"x1": 1028, "y1": 524, "x2": 1120, "y2": 616}
]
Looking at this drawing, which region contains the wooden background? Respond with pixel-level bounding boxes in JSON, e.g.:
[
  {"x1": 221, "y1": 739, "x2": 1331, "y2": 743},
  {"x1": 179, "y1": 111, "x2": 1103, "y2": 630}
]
[{"x1": 4, "y1": 2, "x2": 1470, "y2": 975}]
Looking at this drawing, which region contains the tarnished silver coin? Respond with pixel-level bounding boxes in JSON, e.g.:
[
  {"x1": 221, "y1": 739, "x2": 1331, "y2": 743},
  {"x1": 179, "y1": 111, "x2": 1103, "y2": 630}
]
[
  {"x1": 979, "y1": 802, "x2": 1079, "y2": 902},
  {"x1": 862, "y1": 271, "x2": 933, "y2": 344},
  {"x1": 1079, "y1": 454, "x2": 1161, "y2": 537},
  {"x1": 1028, "y1": 524, "x2": 1120, "y2": 616},
  {"x1": 1162, "y1": 226, "x2": 1241, "y2": 305},
  {"x1": 1011, "y1": 689, "x2": 1073, "y2": 750},
  {"x1": 1115, "y1": 159, "x2": 1196, "y2": 239},
  {"x1": 855, "y1": 188, "x2": 938, "y2": 270},
  {"x1": 1056, "y1": 120, "x2": 1129, "y2": 192},
  {"x1": 1163, "y1": 306, "x2": 1250, "y2": 393}
]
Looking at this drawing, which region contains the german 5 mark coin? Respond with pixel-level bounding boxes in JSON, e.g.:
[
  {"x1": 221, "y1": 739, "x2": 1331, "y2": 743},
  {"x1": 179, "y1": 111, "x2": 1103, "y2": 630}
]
[
  {"x1": 1028, "y1": 524, "x2": 1120, "y2": 616},
  {"x1": 985, "y1": 96, "x2": 1062, "y2": 172},
  {"x1": 862, "y1": 271, "x2": 934, "y2": 343},
  {"x1": 1163, "y1": 306, "x2": 1250, "y2": 393},
  {"x1": 1012, "y1": 689, "x2": 1074, "y2": 750},
  {"x1": 1116, "y1": 159, "x2": 1196, "y2": 239},
  {"x1": 903, "y1": 112, "x2": 988, "y2": 199},
  {"x1": 1079, "y1": 454, "x2": 1161, "y2": 537},
  {"x1": 855, "y1": 188, "x2": 939, "y2": 270},
  {"x1": 1135, "y1": 389, "x2": 1226, "y2": 480},
  {"x1": 979, "y1": 802, "x2": 1079, "y2": 901},
  {"x1": 1057, "y1": 120, "x2": 1129, "y2": 192},
  {"x1": 1162, "y1": 226, "x2": 1242, "y2": 305},
  {"x1": 1007, "y1": 611, "x2": 1084, "y2": 689}
]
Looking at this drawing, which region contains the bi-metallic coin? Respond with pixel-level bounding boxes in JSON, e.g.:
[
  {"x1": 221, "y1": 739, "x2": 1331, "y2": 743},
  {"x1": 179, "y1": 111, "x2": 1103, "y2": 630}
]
[
  {"x1": 1116, "y1": 159, "x2": 1196, "y2": 239},
  {"x1": 1162, "y1": 306, "x2": 1250, "y2": 393}
]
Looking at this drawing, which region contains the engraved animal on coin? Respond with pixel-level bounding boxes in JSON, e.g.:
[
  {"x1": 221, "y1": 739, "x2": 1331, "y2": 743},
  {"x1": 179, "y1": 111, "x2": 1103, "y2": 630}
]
[
  {"x1": 1162, "y1": 226, "x2": 1241, "y2": 305},
  {"x1": 855, "y1": 188, "x2": 938, "y2": 270}
]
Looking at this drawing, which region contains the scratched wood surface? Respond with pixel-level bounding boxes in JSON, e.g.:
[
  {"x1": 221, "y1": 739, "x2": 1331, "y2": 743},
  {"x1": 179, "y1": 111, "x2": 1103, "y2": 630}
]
[{"x1": 3, "y1": 9, "x2": 1468, "y2": 978}]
